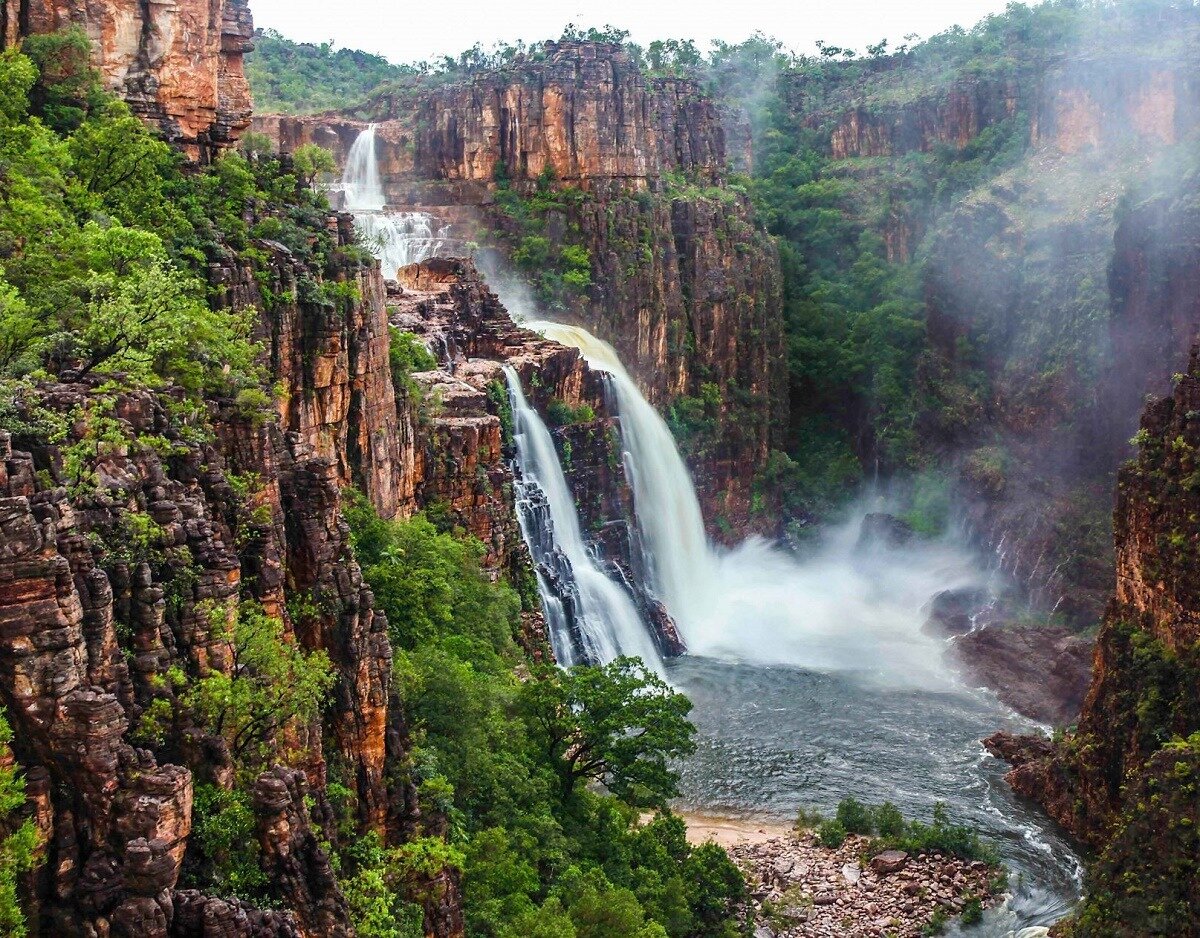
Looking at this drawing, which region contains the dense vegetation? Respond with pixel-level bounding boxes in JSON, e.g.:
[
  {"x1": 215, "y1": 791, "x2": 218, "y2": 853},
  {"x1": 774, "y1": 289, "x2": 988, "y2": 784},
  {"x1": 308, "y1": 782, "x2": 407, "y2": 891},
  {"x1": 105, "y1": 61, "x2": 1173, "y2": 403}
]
[
  {"x1": 343, "y1": 492, "x2": 748, "y2": 937},
  {"x1": 247, "y1": 29, "x2": 416, "y2": 114}
]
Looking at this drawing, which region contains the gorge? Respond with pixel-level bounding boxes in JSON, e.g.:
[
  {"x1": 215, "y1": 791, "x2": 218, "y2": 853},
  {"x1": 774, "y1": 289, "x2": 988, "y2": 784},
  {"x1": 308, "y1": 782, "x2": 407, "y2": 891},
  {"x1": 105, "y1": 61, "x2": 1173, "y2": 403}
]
[{"x1": 0, "y1": 1, "x2": 1199, "y2": 936}]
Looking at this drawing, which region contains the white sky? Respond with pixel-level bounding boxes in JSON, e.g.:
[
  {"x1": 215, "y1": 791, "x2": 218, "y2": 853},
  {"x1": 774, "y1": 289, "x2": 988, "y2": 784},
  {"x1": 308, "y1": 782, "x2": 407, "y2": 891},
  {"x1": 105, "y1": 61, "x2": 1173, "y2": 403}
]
[{"x1": 250, "y1": 0, "x2": 1017, "y2": 64}]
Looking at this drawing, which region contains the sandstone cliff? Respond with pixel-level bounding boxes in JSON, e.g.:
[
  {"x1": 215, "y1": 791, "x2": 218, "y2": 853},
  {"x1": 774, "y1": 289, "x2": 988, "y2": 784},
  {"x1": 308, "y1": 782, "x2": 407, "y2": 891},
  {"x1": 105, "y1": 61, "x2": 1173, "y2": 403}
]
[
  {"x1": 987, "y1": 346, "x2": 1200, "y2": 931},
  {"x1": 2, "y1": 0, "x2": 254, "y2": 159},
  {"x1": 256, "y1": 41, "x2": 787, "y2": 538}
]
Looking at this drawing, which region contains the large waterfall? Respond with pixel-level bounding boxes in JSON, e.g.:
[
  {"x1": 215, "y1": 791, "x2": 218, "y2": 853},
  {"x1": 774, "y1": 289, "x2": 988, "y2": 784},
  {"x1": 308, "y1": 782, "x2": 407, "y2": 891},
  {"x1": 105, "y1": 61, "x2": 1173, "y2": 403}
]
[
  {"x1": 503, "y1": 366, "x2": 664, "y2": 670},
  {"x1": 342, "y1": 124, "x2": 449, "y2": 276},
  {"x1": 525, "y1": 321, "x2": 985, "y2": 685},
  {"x1": 526, "y1": 322, "x2": 716, "y2": 631}
]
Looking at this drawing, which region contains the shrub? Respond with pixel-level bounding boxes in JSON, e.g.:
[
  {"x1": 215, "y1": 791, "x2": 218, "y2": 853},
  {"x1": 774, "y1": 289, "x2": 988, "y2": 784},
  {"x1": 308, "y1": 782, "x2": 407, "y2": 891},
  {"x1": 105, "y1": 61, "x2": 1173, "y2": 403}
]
[
  {"x1": 835, "y1": 796, "x2": 873, "y2": 835},
  {"x1": 817, "y1": 819, "x2": 847, "y2": 848}
]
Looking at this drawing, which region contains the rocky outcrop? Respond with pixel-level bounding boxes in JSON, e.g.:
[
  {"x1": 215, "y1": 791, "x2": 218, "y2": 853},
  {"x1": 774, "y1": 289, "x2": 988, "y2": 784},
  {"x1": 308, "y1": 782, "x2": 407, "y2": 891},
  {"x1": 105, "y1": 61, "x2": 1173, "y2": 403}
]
[
  {"x1": 256, "y1": 41, "x2": 787, "y2": 538},
  {"x1": 3, "y1": 0, "x2": 255, "y2": 160},
  {"x1": 215, "y1": 214, "x2": 413, "y2": 522},
  {"x1": 253, "y1": 768, "x2": 352, "y2": 936},
  {"x1": 388, "y1": 257, "x2": 681, "y2": 658},
  {"x1": 948, "y1": 625, "x2": 1092, "y2": 726},
  {"x1": 989, "y1": 346, "x2": 1200, "y2": 931}
]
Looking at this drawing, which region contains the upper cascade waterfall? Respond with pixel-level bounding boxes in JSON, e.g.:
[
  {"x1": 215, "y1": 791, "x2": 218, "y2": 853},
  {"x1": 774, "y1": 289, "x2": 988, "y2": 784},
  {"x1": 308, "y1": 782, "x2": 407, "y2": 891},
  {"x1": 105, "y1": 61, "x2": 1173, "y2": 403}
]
[
  {"x1": 525, "y1": 321, "x2": 987, "y2": 685},
  {"x1": 342, "y1": 124, "x2": 386, "y2": 212},
  {"x1": 341, "y1": 124, "x2": 449, "y2": 275},
  {"x1": 503, "y1": 366, "x2": 664, "y2": 671},
  {"x1": 525, "y1": 322, "x2": 716, "y2": 632}
]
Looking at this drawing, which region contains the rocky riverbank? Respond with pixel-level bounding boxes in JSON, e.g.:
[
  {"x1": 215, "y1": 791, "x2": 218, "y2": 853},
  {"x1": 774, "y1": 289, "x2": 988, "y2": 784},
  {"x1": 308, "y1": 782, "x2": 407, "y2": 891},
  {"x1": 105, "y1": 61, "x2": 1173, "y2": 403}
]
[{"x1": 682, "y1": 815, "x2": 1001, "y2": 938}]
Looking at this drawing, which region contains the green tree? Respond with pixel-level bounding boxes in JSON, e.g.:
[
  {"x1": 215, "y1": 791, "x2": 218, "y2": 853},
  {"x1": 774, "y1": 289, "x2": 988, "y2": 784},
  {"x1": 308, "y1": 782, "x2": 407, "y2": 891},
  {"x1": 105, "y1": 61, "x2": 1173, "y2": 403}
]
[
  {"x1": 0, "y1": 712, "x2": 40, "y2": 937},
  {"x1": 519, "y1": 658, "x2": 696, "y2": 807},
  {"x1": 186, "y1": 601, "x2": 335, "y2": 772},
  {"x1": 292, "y1": 143, "x2": 337, "y2": 187}
]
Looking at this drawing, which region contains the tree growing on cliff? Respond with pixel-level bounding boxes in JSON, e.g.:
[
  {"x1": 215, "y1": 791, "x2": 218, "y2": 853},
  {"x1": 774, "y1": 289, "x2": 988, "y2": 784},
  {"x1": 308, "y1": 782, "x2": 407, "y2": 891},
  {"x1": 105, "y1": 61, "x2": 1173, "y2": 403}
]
[
  {"x1": 291, "y1": 143, "x2": 337, "y2": 188},
  {"x1": 186, "y1": 601, "x2": 336, "y2": 774},
  {"x1": 0, "y1": 712, "x2": 40, "y2": 937},
  {"x1": 518, "y1": 658, "x2": 696, "y2": 807}
]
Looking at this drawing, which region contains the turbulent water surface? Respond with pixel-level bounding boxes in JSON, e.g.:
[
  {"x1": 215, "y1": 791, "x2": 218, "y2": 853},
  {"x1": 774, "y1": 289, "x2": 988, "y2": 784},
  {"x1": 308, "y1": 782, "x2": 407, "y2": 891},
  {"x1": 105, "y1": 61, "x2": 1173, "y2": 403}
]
[{"x1": 671, "y1": 654, "x2": 1081, "y2": 934}]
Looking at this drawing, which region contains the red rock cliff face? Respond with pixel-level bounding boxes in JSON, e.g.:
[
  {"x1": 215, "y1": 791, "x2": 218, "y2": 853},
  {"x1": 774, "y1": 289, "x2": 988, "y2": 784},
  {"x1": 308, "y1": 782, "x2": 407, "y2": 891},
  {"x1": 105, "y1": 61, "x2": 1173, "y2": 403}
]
[
  {"x1": 0, "y1": 222, "x2": 497, "y2": 935},
  {"x1": 256, "y1": 41, "x2": 787, "y2": 538},
  {"x1": 2, "y1": 0, "x2": 254, "y2": 160},
  {"x1": 988, "y1": 347, "x2": 1200, "y2": 888}
]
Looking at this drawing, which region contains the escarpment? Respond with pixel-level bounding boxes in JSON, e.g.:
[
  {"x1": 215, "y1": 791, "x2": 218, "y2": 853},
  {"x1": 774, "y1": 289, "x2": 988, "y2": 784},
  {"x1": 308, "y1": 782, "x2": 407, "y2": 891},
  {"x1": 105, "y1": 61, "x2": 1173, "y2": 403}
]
[
  {"x1": 987, "y1": 345, "x2": 1200, "y2": 931},
  {"x1": 256, "y1": 40, "x2": 787, "y2": 538},
  {"x1": 2, "y1": 0, "x2": 255, "y2": 160}
]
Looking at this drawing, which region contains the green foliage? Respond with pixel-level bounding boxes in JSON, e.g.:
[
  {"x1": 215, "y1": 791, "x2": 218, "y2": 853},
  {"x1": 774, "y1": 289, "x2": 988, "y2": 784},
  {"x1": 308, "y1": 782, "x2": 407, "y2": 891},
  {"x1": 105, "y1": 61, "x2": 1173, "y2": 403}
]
[
  {"x1": 804, "y1": 799, "x2": 999, "y2": 866},
  {"x1": 1066, "y1": 732, "x2": 1200, "y2": 936},
  {"x1": 344, "y1": 488, "x2": 521, "y2": 652},
  {"x1": 546, "y1": 399, "x2": 597, "y2": 427},
  {"x1": 342, "y1": 496, "x2": 742, "y2": 938},
  {"x1": 518, "y1": 658, "x2": 697, "y2": 808},
  {"x1": 186, "y1": 601, "x2": 336, "y2": 774},
  {"x1": 21, "y1": 27, "x2": 104, "y2": 132},
  {"x1": 246, "y1": 29, "x2": 417, "y2": 114},
  {"x1": 389, "y1": 327, "x2": 438, "y2": 399},
  {"x1": 816, "y1": 819, "x2": 847, "y2": 848},
  {"x1": 0, "y1": 712, "x2": 39, "y2": 937},
  {"x1": 492, "y1": 168, "x2": 593, "y2": 311},
  {"x1": 0, "y1": 38, "x2": 346, "y2": 412},
  {"x1": 834, "y1": 796, "x2": 873, "y2": 835},
  {"x1": 186, "y1": 784, "x2": 268, "y2": 902},
  {"x1": 291, "y1": 143, "x2": 337, "y2": 187}
]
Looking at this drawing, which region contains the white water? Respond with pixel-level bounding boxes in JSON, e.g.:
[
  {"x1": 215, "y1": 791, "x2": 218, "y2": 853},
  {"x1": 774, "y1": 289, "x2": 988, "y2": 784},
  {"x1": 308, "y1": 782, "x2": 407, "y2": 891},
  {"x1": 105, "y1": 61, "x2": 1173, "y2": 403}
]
[
  {"x1": 526, "y1": 322, "x2": 717, "y2": 632},
  {"x1": 342, "y1": 124, "x2": 449, "y2": 276},
  {"x1": 503, "y1": 366, "x2": 664, "y2": 671},
  {"x1": 342, "y1": 124, "x2": 386, "y2": 212},
  {"x1": 526, "y1": 320, "x2": 985, "y2": 687}
]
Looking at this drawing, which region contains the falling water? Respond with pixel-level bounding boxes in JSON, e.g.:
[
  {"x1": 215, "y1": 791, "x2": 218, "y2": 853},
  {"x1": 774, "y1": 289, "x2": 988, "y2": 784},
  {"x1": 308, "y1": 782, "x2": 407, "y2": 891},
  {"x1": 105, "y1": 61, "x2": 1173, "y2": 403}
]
[
  {"x1": 526, "y1": 320, "x2": 988, "y2": 683},
  {"x1": 503, "y1": 366, "x2": 664, "y2": 671},
  {"x1": 342, "y1": 124, "x2": 450, "y2": 276},
  {"x1": 342, "y1": 124, "x2": 386, "y2": 212},
  {"x1": 355, "y1": 212, "x2": 451, "y2": 278},
  {"x1": 525, "y1": 322, "x2": 717, "y2": 631}
]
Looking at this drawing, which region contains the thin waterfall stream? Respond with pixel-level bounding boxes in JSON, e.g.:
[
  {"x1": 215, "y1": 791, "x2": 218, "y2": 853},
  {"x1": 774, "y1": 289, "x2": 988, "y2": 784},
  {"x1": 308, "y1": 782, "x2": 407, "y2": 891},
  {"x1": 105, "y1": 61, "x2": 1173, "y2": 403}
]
[{"x1": 504, "y1": 366, "x2": 664, "y2": 670}]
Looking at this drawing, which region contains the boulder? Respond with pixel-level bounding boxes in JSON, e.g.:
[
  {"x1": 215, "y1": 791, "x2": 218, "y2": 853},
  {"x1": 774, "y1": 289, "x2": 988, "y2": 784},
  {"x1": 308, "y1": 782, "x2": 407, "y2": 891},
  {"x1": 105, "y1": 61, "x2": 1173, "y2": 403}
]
[{"x1": 869, "y1": 850, "x2": 909, "y2": 875}]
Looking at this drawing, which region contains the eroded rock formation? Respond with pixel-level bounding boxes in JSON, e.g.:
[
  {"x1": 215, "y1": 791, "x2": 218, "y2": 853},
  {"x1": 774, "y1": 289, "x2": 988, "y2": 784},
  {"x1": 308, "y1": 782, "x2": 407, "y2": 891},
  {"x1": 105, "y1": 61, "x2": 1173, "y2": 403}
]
[
  {"x1": 988, "y1": 345, "x2": 1200, "y2": 930},
  {"x1": 2, "y1": 0, "x2": 254, "y2": 159}
]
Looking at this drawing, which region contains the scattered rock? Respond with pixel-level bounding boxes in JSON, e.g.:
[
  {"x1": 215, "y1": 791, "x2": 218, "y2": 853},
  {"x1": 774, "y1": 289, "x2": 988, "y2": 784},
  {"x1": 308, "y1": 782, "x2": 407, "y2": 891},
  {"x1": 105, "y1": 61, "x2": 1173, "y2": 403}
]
[{"x1": 870, "y1": 850, "x2": 909, "y2": 875}]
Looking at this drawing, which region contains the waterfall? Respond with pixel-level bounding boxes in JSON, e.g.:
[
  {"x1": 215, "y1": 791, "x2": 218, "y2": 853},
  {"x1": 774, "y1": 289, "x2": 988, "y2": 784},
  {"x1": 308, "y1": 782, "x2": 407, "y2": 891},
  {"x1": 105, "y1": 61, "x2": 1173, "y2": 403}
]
[
  {"x1": 524, "y1": 322, "x2": 717, "y2": 632},
  {"x1": 503, "y1": 366, "x2": 664, "y2": 671},
  {"x1": 341, "y1": 124, "x2": 449, "y2": 276},
  {"x1": 523, "y1": 321, "x2": 984, "y2": 685},
  {"x1": 355, "y1": 212, "x2": 451, "y2": 278},
  {"x1": 342, "y1": 124, "x2": 386, "y2": 212}
]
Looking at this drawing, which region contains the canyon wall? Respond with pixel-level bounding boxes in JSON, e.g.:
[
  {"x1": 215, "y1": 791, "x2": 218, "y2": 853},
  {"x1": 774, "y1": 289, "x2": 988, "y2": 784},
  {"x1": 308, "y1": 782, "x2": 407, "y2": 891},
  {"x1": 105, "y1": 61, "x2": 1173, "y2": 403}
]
[
  {"x1": 987, "y1": 346, "x2": 1200, "y2": 931},
  {"x1": 983, "y1": 175, "x2": 1200, "y2": 921},
  {"x1": 2, "y1": 0, "x2": 254, "y2": 159},
  {"x1": 256, "y1": 41, "x2": 787, "y2": 537}
]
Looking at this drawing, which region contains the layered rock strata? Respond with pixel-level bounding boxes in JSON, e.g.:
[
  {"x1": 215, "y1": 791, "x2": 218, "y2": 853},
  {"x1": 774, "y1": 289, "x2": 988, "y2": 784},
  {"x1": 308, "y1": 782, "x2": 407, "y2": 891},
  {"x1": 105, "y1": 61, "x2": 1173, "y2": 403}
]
[{"x1": 3, "y1": 0, "x2": 255, "y2": 160}]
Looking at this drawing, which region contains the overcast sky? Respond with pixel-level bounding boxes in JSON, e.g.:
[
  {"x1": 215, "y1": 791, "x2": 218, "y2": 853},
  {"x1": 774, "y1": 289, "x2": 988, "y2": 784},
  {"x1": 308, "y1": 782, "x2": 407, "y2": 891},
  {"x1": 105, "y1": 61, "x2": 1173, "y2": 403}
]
[{"x1": 250, "y1": 0, "x2": 1018, "y2": 64}]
